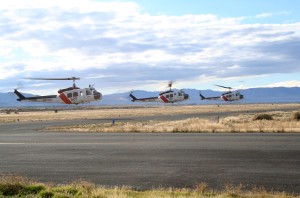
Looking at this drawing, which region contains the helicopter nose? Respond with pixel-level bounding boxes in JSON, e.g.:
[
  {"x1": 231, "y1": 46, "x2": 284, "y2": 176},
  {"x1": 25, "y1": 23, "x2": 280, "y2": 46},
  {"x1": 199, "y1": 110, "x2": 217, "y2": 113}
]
[
  {"x1": 184, "y1": 94, "x2": 189, "y2": 100},
  {"x1": 240, "y1": 94, "x2": 244, "y2": 99},
  {"x1": 94, "y1": 92, "x2": 102, "y2": 100}
]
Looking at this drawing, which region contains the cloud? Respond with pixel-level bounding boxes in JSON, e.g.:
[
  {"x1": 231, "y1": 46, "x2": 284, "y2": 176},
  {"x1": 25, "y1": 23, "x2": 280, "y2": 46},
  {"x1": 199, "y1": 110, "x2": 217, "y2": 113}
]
[
  {"x1": 256, "y1": 13, "x2": 274, "y2": 18},
  {"x1": 255, "y1": 11, "x2": 291, "y2": 19},
  {"x1": 0, "y1": 0, "x2": 300, "y2": 94},
  {"x1": 264, "y1": 80, "x2": 300, "y2": 88}
]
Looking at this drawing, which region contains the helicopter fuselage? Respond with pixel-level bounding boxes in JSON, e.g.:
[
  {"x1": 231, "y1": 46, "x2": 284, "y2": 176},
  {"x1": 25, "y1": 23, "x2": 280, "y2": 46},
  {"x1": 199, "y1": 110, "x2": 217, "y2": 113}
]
[
  {"x1": 159, "y1": 90, "x2": 189, "y2": 103},
  {"x1": 221, "y1": 91, "x2": 244, "y2": 101},
  {"x1": 14, "y1": 87, "x2": 102, "y2": 104},
  {"x1": 200, "y1": 90, "x2": 244, "y2": 101},
  {"x1": 130, "y1": 90, "x2": 189, "y2": 103}
]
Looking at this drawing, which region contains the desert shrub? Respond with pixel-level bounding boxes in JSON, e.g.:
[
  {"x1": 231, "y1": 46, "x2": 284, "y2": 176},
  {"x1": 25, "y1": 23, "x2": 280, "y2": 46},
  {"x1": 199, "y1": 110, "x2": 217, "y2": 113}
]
[
  {"x1": 22, "y1": 184, "x2": 45, "y2": 195},
  {"x1": 254, "y1": 114, "x2": 273, "y2": 121},
  {"x1": 39, "y1": 190, "x2": 54, "y2": 198},
  {"x1": 224, "y1": 183, "x2": 244, "y2": 198},
  {"x1": 293, "y1": 112, "x2": 300, "y2": 121},
  {"x1": 0, "y1": 183, "x2": 24, "y2": 196},
  {"x1": 195, "y1": 182, "x2": 208, "y2": 194},
  {"x1": 52, "y1": 186, "x2": 79, "y2": 196}
]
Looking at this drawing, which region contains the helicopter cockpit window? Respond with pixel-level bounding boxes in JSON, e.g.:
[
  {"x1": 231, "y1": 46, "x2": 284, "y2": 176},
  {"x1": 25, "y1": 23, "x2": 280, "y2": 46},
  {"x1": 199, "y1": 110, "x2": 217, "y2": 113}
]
[
  {"x1": 73, "y1": 92, "x2": 78, "y2": 97},
  {"x1": 179, "y1": 93, "x2": 182, "y2": 96},
  {"x1": 80, "y1": 91, "x2": 83, "y2": 96},
  {"x1": 86, "y1": 90, "x2": 91, "y2": 96},
  {"x1": 91, "y1": 88, "x2": 99, "y2": 95},
  {"x1": 166, "y1": 95, "x2": 169, "y2": 98},
  {"x1": 67, "y1": 93, "x2": 72, "y2": 98},
  {"x1": 170, "y1": 94, "x2": 173, "y2": 97}
]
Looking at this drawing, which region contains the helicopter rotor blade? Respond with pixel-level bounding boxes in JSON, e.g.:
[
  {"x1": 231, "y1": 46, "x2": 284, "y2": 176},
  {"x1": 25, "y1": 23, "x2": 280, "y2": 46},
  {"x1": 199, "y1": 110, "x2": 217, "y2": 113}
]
[
  {"x1": 23, "y1": 77, "x2": 80, "y2": 89},
  {"x1": 214, "y1": 84, "x2": 232, "y2": 90},
  {"x1": 23, "y1": 77, "x2": 80, "y2": 81}
]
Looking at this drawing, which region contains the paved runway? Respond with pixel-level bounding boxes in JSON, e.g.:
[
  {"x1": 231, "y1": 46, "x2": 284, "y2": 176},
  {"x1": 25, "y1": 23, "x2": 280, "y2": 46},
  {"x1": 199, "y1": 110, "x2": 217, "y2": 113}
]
[{"x1": 0, "y1": 119, "x2": 300, "y2": 193}]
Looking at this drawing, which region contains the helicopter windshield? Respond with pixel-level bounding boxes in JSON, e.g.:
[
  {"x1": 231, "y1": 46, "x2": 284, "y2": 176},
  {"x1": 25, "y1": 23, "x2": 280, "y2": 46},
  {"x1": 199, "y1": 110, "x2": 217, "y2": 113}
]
[
  {"x1": 90, "y1": 87, "x2": 97, "y2": 94},
  {"x1": 179, "y1": 89, "x2": 189, "y2": 100}
]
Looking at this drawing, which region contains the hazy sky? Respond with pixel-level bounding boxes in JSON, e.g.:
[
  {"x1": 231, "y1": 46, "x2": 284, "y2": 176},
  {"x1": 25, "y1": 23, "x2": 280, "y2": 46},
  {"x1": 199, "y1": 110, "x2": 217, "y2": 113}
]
[{"x1": 1, "y1": 0, "x2": 300, "y2": 94}]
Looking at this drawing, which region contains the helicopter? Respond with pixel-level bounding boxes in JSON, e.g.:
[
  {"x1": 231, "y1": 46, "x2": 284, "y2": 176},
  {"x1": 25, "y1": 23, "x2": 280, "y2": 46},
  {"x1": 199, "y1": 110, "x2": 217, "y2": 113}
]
[
  {"x1": 200, "y1": 85, "x2": 244, "y2": 102},
  {"x1": 14, "y1": 77, "x2": 102, "y2": 105},
  {"x1": 129, "y1": 81, "x2": 189, "y2": 103}
]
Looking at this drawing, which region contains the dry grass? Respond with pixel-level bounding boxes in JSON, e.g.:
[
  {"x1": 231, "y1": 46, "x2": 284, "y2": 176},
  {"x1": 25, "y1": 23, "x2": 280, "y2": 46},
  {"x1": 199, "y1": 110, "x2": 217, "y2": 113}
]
[
  {"x1": 0, "y1": 175, "x2": 298, "y2": 198},
  {"x1": 2, "y1": 104, "x2": 300, "y2": 133},
  {"x1": 1, "y1": 103, "x2": 300, "y2": 123},
  {"x1": 44, "y1": 111, "x2": 300, "y2": 133}
]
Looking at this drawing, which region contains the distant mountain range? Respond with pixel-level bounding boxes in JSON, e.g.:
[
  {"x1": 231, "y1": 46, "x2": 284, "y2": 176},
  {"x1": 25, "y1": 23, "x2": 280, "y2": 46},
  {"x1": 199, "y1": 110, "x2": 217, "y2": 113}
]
[{"x1": 1, "y1": 87, "x2": 300, "y2": 108}]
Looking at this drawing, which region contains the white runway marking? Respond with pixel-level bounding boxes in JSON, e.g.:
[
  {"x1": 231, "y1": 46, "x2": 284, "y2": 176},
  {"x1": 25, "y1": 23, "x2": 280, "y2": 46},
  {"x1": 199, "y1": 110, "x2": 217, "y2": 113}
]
[{"x1": 0, "y1": 142, "x2": 118, "y2": 145}]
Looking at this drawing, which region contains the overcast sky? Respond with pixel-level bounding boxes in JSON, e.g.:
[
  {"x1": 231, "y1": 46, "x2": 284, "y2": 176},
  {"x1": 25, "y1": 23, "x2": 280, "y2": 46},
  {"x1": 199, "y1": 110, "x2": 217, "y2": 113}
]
[{"x1": 1, "y1": 0, "x2": 300, "y2": 95}]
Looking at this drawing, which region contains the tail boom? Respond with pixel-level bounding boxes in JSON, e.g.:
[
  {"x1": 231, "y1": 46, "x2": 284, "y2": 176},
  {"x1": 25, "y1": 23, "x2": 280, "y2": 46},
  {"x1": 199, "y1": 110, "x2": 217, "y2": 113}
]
[
  {"x1": 129, "y1": 93, "x2": 160, "y2": 102},
  {"x1": 14, "y1": 89, "x2": 57, "y2": 103},
  {"x1": 200, "y1": 92, "x2": 222, "y2": 101}
]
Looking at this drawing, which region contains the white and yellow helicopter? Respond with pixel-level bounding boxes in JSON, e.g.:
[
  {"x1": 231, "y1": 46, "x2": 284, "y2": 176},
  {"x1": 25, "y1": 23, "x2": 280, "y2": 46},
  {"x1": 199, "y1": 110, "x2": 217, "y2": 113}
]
[
  {"x1": 129, "y1": 81, "x2": 189, "y2": 103},
  {"x1": 200, "y1": 85, "x2": 244, "y2": 102},
  {"x1": 14, "y1": 77, "x2": 102, "y2": 105}
]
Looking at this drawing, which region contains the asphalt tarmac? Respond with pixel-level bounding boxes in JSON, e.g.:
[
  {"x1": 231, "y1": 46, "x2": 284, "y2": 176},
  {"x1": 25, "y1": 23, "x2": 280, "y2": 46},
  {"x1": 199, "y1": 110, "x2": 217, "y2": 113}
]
[{"x1": 0, "y1": 117, "x2": 300, "y2": 193}]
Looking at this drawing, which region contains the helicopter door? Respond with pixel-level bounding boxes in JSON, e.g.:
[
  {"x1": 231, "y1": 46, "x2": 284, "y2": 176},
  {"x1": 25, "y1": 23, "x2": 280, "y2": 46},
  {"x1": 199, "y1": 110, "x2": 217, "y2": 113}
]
[
  {"x1": 169, "y1": 93, "x2": 173, "y2": 102},
  {"x1": 67, "y1": 93, "x2": 72, "y2": 98},
  {"x1": 73, "y1": 92, "x2": 78, "y2": 98},
  {"x1": 86, "y1": 89, "x2": 92, "y2": 96}
]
